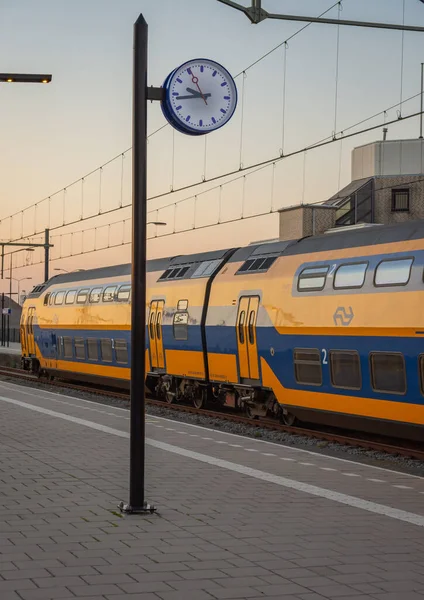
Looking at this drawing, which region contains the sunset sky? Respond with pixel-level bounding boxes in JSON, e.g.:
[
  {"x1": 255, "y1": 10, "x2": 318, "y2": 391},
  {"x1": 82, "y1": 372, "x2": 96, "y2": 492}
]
[{"x1": 1, "y1": 0, "x2": 424, "y2": 293}]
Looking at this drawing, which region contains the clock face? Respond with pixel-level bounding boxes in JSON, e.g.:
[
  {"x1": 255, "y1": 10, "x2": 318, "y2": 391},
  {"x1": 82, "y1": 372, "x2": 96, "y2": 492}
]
[{"x1": 162, "y1": 59, "x2": 237, "y2": 136}]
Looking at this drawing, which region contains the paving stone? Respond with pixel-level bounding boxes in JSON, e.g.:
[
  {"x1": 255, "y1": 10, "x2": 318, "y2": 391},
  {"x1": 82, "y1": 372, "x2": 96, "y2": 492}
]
[{"x1": 3, "y1": 383, "x2": 424, "y2": 600}]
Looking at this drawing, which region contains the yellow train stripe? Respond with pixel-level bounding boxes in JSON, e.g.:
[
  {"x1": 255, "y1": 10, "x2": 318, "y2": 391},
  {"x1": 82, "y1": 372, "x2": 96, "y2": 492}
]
[{"x1": 260, "y1": 357, "x2": 424, "y2": 426}]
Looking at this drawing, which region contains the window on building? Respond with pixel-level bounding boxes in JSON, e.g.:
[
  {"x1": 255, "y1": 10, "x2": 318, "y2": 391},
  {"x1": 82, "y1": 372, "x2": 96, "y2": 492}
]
[
  {"x1": 65, "y1": 291, "x2": 76, "y2": 304},
  {"x1": 334, "y1": 263, "x2": 368, "y2": 289},
  {"x1": 87, "y1": 338, "x2": 98, "y2": 360},
  {"x1": 77, "y1": 289, "x2": 89, "y2": 304},
  {"x1": 298, "y1": 266, "x2": 329, "y2": 292},
  {"x1": 330, "y1": 351, "x2": 361, "y2": 390},
  {"x1": 63, "y1": 336, "x2": 73, "y2": 358},
  {"x1": 370, "y1": 352, "x2": 406, "y2": 394},
  {"x1": 117, "y1": 285, "x2": 131, "y2": 302},
  {"x1": 374, "y1": 258, "x2": 413, "y2": 287},
  {"x1": 392, "y1": 189, "x2": 410, "y2": 212},
  {"x1": 115, "y1": 339, "x2": 128, "y2": 364},
  {"x1": 89, "y1": 288, "x2": 102, "y2": 303},
  {"x1": 74, "y1": 337, "x2": 85, "y2": 360},
  {"x1": 173, "y1": 312, "x2": 188, "y2": 340},
  {"x1": 100, "y1": 338, "x2": 113, "y2": 361},
  {"x1": 102, "y1": 286, "x2": 116, "y2": 302},
  {"x1": 54, "y1": 291, "x2": 65, "y2": 305},
  {"x1": 293, "y1": 349, "x2": 322, "y2": 385}
]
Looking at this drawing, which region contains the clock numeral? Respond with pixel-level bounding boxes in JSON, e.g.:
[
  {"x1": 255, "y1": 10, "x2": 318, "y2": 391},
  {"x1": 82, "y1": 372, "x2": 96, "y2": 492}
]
[
  {"x1": 212, "y1": 70, "x2": 217, "y2": 77},
  {"x1": 212, "y1": 117, "x2": 216, "y2": 124},
  {"x1": 221, "y1": 82, "x2": 227, "y2": 87}
]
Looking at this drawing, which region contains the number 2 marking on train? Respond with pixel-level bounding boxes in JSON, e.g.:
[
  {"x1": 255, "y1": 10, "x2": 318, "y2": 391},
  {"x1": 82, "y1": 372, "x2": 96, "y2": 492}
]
[{"x1": 322, "y1": 349, "x2": 328, "y2": 364}]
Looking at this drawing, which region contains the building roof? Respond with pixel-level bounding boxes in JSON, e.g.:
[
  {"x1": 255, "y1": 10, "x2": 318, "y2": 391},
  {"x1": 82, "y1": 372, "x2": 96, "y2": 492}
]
[{"x1": 324, "y1": 177, "x2": 373, "y2": 207}]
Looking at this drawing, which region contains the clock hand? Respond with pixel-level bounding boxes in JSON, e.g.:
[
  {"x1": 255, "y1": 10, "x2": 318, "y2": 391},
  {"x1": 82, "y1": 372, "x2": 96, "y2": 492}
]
[
  {"x1": 176, "y1": 92, "x2": 212, "y2": 100},
  {"x1": 191, "y1": 74, "x2": 208, "y2": 105}
]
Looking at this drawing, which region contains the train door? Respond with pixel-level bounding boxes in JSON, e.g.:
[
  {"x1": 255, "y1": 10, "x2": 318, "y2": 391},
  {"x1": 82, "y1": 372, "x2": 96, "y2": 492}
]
[
  {"x1": 26, "y1": 307, "x2": 36, "y2": 356},
  {"x1": 236, "y1": 295, "x2": 260, "y2": 381},
  {"x1": 148, "y1": 300, "x2": 165, "y2": 370},
  {"x1": 20, "y1": 308, "x2": 27, "y2": 355}
]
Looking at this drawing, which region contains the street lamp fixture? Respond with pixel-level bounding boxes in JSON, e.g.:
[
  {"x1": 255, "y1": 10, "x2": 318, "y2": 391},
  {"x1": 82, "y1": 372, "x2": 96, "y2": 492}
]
[
  {"x1": 0, "y1": 73, "x2": 52, "y2": 84},
  {"x1": 147, "y1": 221, "x2": 167, "y2": 226}
]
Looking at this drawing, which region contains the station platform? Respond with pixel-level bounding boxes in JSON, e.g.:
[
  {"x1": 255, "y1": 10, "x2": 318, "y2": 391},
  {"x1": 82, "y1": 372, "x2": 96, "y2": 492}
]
[
  {"x1": 0, "y1": 343, "x2": 21, "y2": 368},
  {"x1": 1, "y1": 380, "x2": 424, "y2": 600}
]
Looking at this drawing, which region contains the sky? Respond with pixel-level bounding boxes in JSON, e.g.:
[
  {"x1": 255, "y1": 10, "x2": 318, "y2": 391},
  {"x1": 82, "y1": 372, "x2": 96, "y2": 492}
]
[{"x1": 1, "y1": 0, "x2": 424, "y2": 292}]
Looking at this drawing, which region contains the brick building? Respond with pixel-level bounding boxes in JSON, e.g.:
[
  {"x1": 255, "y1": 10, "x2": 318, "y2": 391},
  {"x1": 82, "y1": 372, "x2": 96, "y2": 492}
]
[{"x1": 279, "y1": 138, "x2": 424, "y2": 240}]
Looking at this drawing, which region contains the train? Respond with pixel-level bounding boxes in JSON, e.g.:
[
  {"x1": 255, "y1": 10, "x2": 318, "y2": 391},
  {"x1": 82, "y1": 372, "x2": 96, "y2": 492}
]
[{"x1": 21, "y1": 219, "x2": 424, "y2": 441}]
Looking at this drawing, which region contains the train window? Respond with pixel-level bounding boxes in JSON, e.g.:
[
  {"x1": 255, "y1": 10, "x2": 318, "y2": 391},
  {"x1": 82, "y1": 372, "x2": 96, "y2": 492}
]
[
  {"x1": 117, "y1": 285, "x2": 131, "y2": 302},
  {"x1": 236, "y1": 256, "x2": 277, "y2": 275},
  {"x1": 298, "y1": 266, "x2": 329, "y2": 291},
  {"x1": 238, "y1": 310, "x2": 245, "y2": 344},
  {"x1": 74, "y1": 337, "x2": 85, "y2": 360},
  {"x1": 419, "y1": 355, "x2": 424, "y2": 395},
  {"x1": 49, "y1": 293, "x2": 55, "y2": 305},
  {"x1": 374, "y1": 258, "x2": 413, "y2": 287},
  {"x1": 100, "y1": 338, "x2": 113, "y2": 362},
  {"x1": 334, "y1": 263, "x2": 368, "y2": 289},
  {"x1": 89, "y1": 288, "x2": 102, "y2": 303},
  {"x1": 294, "y1": 348, "x2": 322, "y2": 385},
  {"x1": 192, "y1": 259, "x2": 222, "y2": 278},
  {"x1": 43, "y1": 293, "x2": 50, "y2": 306},
  {"x1": 177, "y1": 299, "x2": 188, "y2": 311},
  {"x1": 159, "y1": 265, "x2": 191, "y2": 281},
  {"x1": 63, "y1": 336, "x2": 73, "y2": 358},
  {"x1": 149, "y1": 311, "x2": 155, "y2": 339},
  {"x1": 156, "y1": 312, "x2": 162, "y2": 340},
  {"x1": 370, "y1": 352, "x2": 406, "y2": 394},
  {"x1": 87, "y1": 338, "x2": 98, "y2": 360},
  {"x1": 248, "y1": 310, "x2": 255, "y2": 345},
  {"x1": 173, "y1": 312, "x2": 188, "y2": 341},
  {"x1": 77, "y1": 289, "x2": 89, "y2": 304},
  {"x1": 330, "y1": 350, "x2": 361, "y2": 390},
  {"x1": 65, "y1": 291, "x2": 76, "y2": 305},
  {"x1": 115, "y1": 339, "x2": 128, "y2": 364},
  {"x1": 102, "y1": 286, "x2": 116, "y2": 302},
  {"x1": 54, "y1": 291, "x2": 65, "y2": 305}
]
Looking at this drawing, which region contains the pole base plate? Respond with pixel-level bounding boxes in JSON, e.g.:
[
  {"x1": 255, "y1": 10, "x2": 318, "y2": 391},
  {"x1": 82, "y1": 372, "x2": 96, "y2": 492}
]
[{"x1": 118, "y1": 501, "x2": 157, "y2": 515}]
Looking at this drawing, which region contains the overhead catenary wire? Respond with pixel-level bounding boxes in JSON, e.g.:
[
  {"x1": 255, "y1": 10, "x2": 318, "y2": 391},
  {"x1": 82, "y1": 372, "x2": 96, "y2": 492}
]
[
  {"x1": 0, "y1": 1, "x2": 347, "y2": 235},
  {"x1": 4, "y1": 97, "x2": 424, "y2": 255},
  {"x1": 8, "y1": 107, "x2": 424, "y2": 270}
]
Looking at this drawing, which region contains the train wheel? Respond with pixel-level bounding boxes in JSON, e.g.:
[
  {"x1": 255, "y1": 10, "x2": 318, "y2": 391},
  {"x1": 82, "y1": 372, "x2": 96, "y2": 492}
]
[
  {"x1": 193, "y1": 388, "x2": 206, "y2": 409},
  {"x1": 281, "y1": 409, "x2": 298, "y2": 427}
]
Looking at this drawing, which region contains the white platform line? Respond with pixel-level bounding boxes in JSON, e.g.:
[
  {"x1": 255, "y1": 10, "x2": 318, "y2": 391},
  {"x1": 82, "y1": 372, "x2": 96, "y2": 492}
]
[
  {"x1": 1, "y1": 394, "x2": 424, "y2": 529},
  {"x1": 1, "y1": 379, "x2": 423, "y2": 482}
]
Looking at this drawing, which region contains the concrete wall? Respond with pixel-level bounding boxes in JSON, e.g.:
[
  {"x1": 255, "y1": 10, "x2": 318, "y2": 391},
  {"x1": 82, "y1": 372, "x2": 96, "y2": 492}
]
[
  {"x1": 374, "y1": 175, "x2": 424, "y2": 225},
  {"x1": 279, "y1": 205, "x2": 336, "y2": 241},
  {"x1": 352, "y1": 140, "x2": 424, "y2": 180}
]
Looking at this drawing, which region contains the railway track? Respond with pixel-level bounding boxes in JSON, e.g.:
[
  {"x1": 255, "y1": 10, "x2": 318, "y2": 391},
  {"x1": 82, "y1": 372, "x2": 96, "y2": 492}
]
[{"x1": 1, "y1": 365, "x2": 423, "y2": 462}]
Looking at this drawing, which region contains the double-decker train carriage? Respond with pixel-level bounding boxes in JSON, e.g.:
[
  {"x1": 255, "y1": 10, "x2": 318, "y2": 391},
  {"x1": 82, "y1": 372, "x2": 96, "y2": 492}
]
[{"x1": 21, "y1": 219, "x2": 424, "y2": 440}]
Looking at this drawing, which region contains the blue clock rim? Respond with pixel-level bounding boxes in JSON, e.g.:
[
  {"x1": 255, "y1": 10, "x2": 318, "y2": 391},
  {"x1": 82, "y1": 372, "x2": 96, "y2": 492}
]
[
  {"x1": 161, "y1": 58, "x2": 238, "y2": 136},
  {"x1": 160, "y1": 68, "x2": 203, "y2": 136}
]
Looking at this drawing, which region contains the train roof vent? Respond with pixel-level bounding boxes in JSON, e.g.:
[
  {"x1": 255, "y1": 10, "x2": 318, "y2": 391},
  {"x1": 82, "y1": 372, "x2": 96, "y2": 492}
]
[
  {"x1": 191, "y1": 259, "x2": 222, "y2": 278},
  {"x1": 236, "y1": 255, "x2": 278, "y2": 275},
  {"x1": 32, "y1": 285, "x2": 45, "y2": 293},
  {"x1": 158, "y1": 264, "x2": 192, "y2": 281}
]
